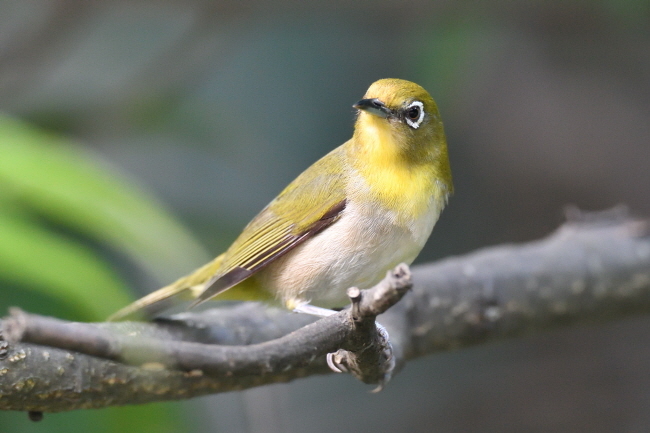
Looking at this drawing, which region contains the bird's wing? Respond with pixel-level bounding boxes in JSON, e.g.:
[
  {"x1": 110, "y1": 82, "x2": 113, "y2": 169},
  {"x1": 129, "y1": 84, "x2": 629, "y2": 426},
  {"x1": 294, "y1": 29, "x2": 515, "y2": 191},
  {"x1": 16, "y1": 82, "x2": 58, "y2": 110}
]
[{"x1": 192, "y1": 145, "x2": 349, "y2": 306}]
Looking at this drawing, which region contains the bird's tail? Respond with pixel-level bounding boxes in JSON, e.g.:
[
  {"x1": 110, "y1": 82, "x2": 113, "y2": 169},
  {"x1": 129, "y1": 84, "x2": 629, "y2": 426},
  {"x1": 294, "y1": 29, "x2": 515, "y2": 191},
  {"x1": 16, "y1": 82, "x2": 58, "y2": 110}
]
[{"x1": 107, "y1": 253, "x2": 225, "y2": 321}]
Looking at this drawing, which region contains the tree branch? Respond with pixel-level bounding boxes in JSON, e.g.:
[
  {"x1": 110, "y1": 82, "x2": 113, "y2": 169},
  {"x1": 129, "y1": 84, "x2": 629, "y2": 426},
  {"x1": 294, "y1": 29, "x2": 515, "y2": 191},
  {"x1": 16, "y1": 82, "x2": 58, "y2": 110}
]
[{"x1": 1, "y1": 208, "x2": 649, "y2": 413}]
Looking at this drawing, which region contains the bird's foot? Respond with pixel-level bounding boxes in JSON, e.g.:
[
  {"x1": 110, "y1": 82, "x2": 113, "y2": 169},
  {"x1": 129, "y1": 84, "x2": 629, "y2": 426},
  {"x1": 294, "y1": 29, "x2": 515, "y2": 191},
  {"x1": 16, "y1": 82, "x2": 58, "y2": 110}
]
[
  {"x1": 326, "y1": 321, "x2": 394, "y2": 391},
  {"x1": 291, "y1": 298, "x2": 395, "y2": 391}
]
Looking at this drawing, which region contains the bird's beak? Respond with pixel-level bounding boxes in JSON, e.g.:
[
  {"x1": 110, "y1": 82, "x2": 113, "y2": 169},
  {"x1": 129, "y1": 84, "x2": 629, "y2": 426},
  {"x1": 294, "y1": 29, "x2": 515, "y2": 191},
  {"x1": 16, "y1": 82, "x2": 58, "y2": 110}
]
[{"x1": 353, "y1": 98, "x2": 392, "y2": 119}]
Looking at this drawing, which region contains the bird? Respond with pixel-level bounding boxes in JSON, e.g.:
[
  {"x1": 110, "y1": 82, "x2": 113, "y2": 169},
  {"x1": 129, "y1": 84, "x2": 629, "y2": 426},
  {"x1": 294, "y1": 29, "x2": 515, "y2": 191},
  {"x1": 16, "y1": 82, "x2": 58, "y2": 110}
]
[{"x1": 109, "y1": 78, "x2": 452, "y2": 321}]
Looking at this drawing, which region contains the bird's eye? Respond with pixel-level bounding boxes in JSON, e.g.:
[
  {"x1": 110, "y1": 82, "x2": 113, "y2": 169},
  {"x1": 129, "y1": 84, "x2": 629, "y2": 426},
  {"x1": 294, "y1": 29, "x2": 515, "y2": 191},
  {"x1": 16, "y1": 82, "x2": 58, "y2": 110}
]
[{"x1": 404, "y1": 101, "x2": 425, "y2": 129}]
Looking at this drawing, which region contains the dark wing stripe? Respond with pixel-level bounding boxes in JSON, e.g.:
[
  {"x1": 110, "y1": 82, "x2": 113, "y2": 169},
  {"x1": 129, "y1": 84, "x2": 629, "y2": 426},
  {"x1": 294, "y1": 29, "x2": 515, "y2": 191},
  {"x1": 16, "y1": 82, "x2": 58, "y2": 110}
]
[
  {"x1": 190, "y1": 266, "x2": 254, "y2": 308},
  {"x1": 244, "y1": 199, "x2": 348, "y2": 272},
  {"x1": 191, "y1": 199, "x2": 347, "y2": 307}
]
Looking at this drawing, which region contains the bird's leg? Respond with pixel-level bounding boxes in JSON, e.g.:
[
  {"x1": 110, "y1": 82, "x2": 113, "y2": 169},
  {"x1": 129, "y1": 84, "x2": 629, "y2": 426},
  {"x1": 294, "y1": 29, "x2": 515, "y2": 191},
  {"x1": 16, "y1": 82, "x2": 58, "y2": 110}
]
[
  {"x1": 291, "y1": 302, "x2": 337, "y2": 317},
  {"x1": 289, "y1": 299, "x2": 393, "y2": 386},
  {"x1": 290, "y1": 302, "x2": 350, "y2": 372}
]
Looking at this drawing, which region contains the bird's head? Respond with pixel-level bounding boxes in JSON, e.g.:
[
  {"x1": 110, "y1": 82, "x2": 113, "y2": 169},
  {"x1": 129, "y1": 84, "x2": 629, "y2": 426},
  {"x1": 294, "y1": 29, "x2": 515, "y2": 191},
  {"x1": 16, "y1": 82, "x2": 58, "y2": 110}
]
[{"x1": 353, "y1": 79, "x2": 449, "y2": 175}]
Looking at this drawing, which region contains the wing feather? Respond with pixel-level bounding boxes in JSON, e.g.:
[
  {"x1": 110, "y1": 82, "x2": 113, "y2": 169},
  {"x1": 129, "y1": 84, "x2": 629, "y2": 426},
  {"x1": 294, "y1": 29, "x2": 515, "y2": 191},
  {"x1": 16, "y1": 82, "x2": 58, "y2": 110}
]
[{"x1": 191, "y1": 145, "x2": 349, "y2": 306}]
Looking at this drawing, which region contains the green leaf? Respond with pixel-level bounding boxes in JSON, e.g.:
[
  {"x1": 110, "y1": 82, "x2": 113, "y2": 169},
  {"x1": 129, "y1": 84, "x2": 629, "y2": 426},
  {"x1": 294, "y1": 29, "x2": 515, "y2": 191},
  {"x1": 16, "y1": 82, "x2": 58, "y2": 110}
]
[
  {"x1": 0, "y1": 211, "x2": 132, "y2": 320},
  {"x1": 0, "y1": 115, "x2": 211, "y2": 319},
  {"x1": 0, "y1": 115, "x2": 209, "y2": 287}
]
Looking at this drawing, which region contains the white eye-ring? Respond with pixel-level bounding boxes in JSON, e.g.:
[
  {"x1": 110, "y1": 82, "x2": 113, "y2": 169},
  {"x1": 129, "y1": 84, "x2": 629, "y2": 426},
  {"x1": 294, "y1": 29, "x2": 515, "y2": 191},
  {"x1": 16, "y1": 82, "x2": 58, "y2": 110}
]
[{"x1": 404, "y1": 101, "x2": 425, "y2": 129}]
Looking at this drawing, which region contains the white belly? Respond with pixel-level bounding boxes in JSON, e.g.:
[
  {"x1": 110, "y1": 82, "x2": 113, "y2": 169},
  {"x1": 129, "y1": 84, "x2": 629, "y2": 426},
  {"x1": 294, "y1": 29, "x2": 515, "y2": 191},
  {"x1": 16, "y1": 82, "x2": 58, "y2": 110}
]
[{"x1": 257, "y1": 197, "x2": 443, "y2": 308}]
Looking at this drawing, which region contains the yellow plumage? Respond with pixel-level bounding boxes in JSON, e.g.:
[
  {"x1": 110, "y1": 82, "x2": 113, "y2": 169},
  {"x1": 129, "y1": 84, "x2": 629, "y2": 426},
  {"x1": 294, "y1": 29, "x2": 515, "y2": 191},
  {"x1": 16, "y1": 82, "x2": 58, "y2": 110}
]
[{"x1": 109, "y1": 78, "x2": 452, "y2": 321}]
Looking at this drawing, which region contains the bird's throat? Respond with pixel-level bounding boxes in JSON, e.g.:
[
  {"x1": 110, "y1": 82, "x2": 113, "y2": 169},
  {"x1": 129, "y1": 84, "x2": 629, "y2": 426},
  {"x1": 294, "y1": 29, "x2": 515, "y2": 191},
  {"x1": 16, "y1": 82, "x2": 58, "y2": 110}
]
[{"x1": 350, "y1": 116, "x2": 445, "y2": 222}]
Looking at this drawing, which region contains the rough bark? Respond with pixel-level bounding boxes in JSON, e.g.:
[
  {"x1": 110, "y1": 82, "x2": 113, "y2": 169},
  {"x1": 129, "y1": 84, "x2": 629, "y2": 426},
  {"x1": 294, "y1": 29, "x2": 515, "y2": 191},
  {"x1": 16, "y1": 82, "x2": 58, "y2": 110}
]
[{"x1": 1, "y1": 209, "x2": 649, "y2": 412}]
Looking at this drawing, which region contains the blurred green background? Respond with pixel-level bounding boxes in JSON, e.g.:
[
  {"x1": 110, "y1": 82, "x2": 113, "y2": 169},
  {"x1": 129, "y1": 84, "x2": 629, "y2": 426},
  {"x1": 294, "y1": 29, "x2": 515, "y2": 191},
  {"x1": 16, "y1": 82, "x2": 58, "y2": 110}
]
[{"x1": 1, "y1": 1, "x2": 649, "y2": 432}]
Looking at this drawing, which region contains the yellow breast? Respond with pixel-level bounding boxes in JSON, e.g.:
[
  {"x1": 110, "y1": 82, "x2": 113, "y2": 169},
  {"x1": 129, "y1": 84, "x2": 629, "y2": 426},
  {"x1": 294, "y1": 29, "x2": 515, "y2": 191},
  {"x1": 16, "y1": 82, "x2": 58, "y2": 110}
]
[{"x1": 347, "y1": 115, "x2": 447, "y2": 226}]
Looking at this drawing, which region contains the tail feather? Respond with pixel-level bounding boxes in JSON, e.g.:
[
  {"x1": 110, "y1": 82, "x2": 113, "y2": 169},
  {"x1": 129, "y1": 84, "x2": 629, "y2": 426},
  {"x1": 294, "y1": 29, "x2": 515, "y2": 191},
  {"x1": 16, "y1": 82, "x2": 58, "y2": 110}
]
[{"x1": 107, "y1": 254, "x2": 225, "y2": 321}]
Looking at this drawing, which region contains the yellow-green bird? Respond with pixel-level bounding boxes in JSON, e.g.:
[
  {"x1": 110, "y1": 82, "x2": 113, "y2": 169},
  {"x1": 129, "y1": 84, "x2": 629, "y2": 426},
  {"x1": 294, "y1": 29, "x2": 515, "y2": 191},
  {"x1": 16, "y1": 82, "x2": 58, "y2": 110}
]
[{"x1": 109, "y1": 78, "x2": 452, "y2": 321}]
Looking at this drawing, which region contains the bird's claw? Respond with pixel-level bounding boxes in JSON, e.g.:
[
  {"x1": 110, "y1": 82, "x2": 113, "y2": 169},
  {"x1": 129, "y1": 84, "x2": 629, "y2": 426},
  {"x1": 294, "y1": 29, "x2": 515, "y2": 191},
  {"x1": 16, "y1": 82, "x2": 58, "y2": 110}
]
[
  {"x1": 326, "y1": 350, "x2": 349, "y2": 373},
  {"x1": 326, "y1": 321, "x2": 395, "y2": 390}
]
